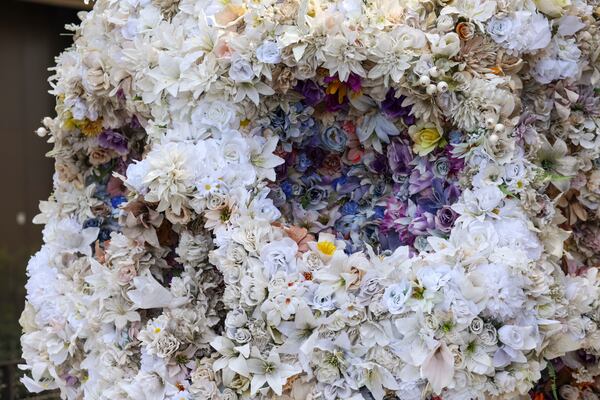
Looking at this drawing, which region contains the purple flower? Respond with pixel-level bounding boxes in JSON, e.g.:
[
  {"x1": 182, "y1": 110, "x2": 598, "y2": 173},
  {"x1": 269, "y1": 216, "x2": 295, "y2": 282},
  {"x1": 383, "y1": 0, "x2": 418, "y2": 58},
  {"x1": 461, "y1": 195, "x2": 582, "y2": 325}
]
[
  {"x1": 130, "y1": 115, "x2": 141, "y2": 129},
  {"x1": 409, "y1": 167, "x2": 434, "y2": 195},
  {"x1": 387, "y1": 140, "x2": 413, "y2": 176},
  {"x1": 324, "y1": 94, "x2": 347, "y2": 112},
  {"x1": 418, "y1": 179, "x2": 460, "y2": 213},
  {"x1": 408, "y1": 210, "x2": 435, "y2": 235},
  {"x1": 381, "y1": 89, "x2": 411, "y2": 119},
  {"x1": 365, "y1": 153, "x2": 389, "y2": 174},
  {"x1": 296, "y1": 80, "x2": 325, "y2": 106},
  {"x1": 99, "y1": 130, "x2": 128, "y2": 155},
  {"x1": 403, "y1": 114, "x2": 416, "y2": 126},
  {"x1": 380, "y1": 197, "x2": 407, "y2": 233},
  {"x1": 435, "y1": 206, "x2": 457, "y2": 233},
  {"x1": 444, "y1": 146, "x2": 465, "y2": 175},
  {"x1": 345, "y1": 73, "x2": 362, "y2": 93}
]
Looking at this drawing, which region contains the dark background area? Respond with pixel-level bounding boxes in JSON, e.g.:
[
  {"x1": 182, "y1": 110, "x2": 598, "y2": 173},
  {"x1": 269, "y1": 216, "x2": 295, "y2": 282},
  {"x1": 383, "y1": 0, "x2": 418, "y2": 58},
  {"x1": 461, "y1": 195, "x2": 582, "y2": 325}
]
[{"x1": 0, "y1": 1, "x2": 82, "y2": 398}]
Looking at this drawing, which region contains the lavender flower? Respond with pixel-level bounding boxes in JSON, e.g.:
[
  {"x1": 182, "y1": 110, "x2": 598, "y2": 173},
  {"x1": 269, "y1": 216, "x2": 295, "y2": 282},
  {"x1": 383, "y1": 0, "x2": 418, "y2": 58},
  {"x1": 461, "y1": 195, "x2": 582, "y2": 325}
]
[{"x1": 98, "y1": 130, "x2": 128, "y2": 155}]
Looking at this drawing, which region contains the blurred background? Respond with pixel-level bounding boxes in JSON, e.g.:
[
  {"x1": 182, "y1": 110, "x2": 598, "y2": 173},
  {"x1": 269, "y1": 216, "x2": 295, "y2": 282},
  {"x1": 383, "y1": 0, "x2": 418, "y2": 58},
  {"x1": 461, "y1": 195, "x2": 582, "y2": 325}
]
[{"x1": 0, "y1": 0, "x2": 89, "y2": 398}]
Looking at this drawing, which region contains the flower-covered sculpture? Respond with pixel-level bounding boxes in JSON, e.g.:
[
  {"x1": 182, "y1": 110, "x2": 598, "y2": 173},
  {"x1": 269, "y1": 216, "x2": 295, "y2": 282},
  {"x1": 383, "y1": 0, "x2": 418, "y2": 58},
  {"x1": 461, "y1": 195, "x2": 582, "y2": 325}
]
[{"x1": 20, "y1": 0, "x2": 600, "y2": 399}]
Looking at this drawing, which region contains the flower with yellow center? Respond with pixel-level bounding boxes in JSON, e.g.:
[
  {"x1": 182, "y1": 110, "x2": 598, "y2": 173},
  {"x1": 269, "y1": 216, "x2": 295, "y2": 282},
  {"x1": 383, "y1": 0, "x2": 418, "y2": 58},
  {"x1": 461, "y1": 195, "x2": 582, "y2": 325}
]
[
  {"x1": 317, "y1": 241, "x2": 336, "y2": 256},
  {"x1": 73, "y1": 118, "x2": 104, "y2": 137},
  {"x1": 408, "y1": 123, "x2": 446, "y2": 156}
]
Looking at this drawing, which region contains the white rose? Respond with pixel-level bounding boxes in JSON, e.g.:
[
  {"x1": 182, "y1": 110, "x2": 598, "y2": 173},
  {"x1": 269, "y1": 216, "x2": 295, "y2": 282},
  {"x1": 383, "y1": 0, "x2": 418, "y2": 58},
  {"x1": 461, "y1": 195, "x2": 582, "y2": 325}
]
[
  {"x1": 470, "y1": 317, "x2": 484, "y2": 334},
  {"x1": 229, "y1": 57, "x2": 255, "y2": 82},
  {"x1": 256, "y1": 40, "x2": 281, "y2": 64},
  {"x1": 451, "y1": 220, "x2": 499, "y2": 263},
  {"x1": 315, "y1": 363, "x2": 340, "y2": 384},
  {"x1": 191, "y1": 100, "x2": 238, "y2": 131},
  {"x1": 225, "y1": 308, "x2": 247, "y2": 328},
  {"x1": 479, "y1": 323, "x2": 498, "y2": 346},
  {"x1": 474, "y1": 185, "x2": 504, "y2": 212},
  {"x1": 383, "y1": 280, "x2": 412, "y2": 314},
  {"x1": 487, "y1": 17, "x2": 513, "y2": 43},
  {"x1": 220, "y1": 388, "x2": 239, "y2": 400},
  {"x1": 498, "y1": 325, "x2": 537, "y2": 350},
  {"x1": 231, "y1": 327, "x2": 252, "y2": 344},
  {"x1": 259, "y1": 238, "x2": 298, "y2": 277},
  {"x1": 222, "y1": 134, "x2": 249, "y2": 163},
  {"x1": 396, "y1": 26, "x2": 427, "y2": 49},
  {"x1": 121, "y1": 19, "x2": 139, "y2": 40},
  {"x1": 153, "y1": 333, "x2": 180, "y2": 358},
  {"x1": 429, "y1": 32, "x2": 461, "y2": 57}
]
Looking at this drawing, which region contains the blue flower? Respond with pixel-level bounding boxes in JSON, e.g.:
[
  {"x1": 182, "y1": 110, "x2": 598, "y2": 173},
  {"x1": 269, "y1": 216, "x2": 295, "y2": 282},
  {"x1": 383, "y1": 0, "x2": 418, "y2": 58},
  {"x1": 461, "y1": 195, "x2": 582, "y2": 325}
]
[
  {"x1": 83, "y1": 218, "x2": 101, "y2": 228},
  {"x1": 341, "y1": 200, "x2": 359, "y2": 215},
  {"x1": 281, "y1": 181, "x2": 293, "y2": 197},
  {"x1": 99, "y1": 228, "x2": 112, "y2": 242},
  {"x1": 449, "y1": 130, "x2": 463, "y2": 144},
  {"x1": 320, "y1": 125, "x2": 347, "y2": 153},
  {"x1": 296, "y1": 152, "x2": 312, "y2": 173},
  {"x1": 111, "y1": 196, "x2": 128, "y2": 209}
]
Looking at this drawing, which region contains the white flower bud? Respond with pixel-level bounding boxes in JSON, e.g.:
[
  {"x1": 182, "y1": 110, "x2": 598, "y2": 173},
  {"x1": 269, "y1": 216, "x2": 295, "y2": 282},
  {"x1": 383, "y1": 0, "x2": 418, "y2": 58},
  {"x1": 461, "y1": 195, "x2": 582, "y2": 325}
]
[
  {"x1": 489, "y1": 134, "x2": 499, "y2": 145},
  {"x1": 426, "y1": 84, "x2": 438, "y2": 95},
  {"x1": 494, "y1": 123, "x2": 505, "y2": 133},
  {"x1": 437, "y1": 81, "x2": 449, "y2": 93},
  {"x1": 419, "y1": 75, "x2": 431, "y2": 86},
  {"x1": 428, "y1": 67, "x2": 440, "y2": 77},
  {"x1": 36, "y1": 127, "x2": 48, "y2": 137}
]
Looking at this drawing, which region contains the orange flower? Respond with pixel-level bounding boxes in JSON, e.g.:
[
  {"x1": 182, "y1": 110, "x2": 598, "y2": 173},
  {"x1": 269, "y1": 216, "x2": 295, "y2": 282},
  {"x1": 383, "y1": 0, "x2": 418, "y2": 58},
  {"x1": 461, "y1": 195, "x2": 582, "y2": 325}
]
[{"x1": 455, "y1": 22, "x2": 475, "y2": 41}]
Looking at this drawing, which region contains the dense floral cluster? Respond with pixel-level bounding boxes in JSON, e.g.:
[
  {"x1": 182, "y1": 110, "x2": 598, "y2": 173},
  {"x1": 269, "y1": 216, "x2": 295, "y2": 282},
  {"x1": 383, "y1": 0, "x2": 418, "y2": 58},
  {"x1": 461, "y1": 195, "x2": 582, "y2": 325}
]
[{"x1": 19, "y1": 0, "x2": 600, "y2": 399}]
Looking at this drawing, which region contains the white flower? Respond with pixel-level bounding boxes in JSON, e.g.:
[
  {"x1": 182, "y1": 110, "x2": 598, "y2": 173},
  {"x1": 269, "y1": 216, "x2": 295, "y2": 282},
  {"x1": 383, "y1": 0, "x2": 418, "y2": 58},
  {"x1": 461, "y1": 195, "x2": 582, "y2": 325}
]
[
  {"x1": 468, "y1": 263, "x2": 526, "y2": 320},
  {"x1": 553, "y1": 37, "x2": 581, "y2": 62},
  {"x1": 487, "y1": 17, "x2": 514, "y2": 43},
  {"x1": 259, "y1": 238, "x2": 298, "y2": 278},
  {"x1": 229, "y1": 57, "x2": 255, "y2": 82},
  {"x1": 531, "y1": 58, "x2": 573, "y2": 84},
  {"x1": 256, "y1": 40, "x2": 281, "y2": 64},
  {"x1": 421, "y1": 342, "x2": 455, "y2": 394},
  {"x1": 42, "y1": 218, "x2": 98, "y2": 256},
  {"x1": 152, "y1": 333, "x2": 181, "y2": 358},
  {"x1": 128, "y1": 273, "x2": 177, "y2": 309},
  {"x1": 497, "y1": 325, "x2": 537, "y2": 351},
  {"x1": 441, "y1": 0, "x2": 497, "y2": 22},
  {"x1": 246, "y1": 352, "x2": 301, "y2": 396},
  {"x1": 428, "y1": 32, "x2": 461, "y2": 58},
  {"x1": 383, "y1": 280, "x2": 412, "y2": 314},
  {"x1": 191, "y1": 100, "x2": 239, "y2": 132}
]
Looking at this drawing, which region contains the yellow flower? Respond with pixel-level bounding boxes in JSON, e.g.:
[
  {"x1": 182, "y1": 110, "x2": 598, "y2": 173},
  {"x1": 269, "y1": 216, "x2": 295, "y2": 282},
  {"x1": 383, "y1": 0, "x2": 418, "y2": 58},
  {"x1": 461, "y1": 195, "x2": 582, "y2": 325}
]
[
  {"x1": 409, "y1": 125, "x2": 445, "y2": 156},
  {"x1": 317, "y1": 241, "x2": 336, "y2": 256},
  {"x1": 77, "y1": 118, "x2": 104, "y2": 137},
  {"x1": 534, "y1": 0, "x2": 570, "y2": 17}
]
